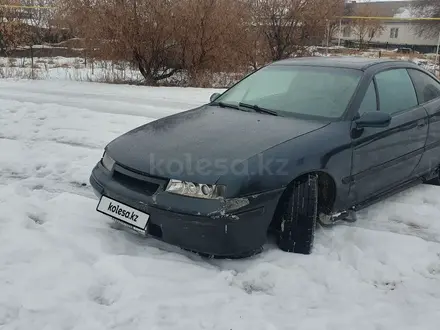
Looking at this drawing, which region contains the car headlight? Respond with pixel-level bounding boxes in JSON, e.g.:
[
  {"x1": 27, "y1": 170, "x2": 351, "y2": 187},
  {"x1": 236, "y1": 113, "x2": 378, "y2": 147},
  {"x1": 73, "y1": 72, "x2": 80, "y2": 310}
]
[
  {"x1": 101, "y1": 152, "x2": 116, "y2": 172},
  {"x1": 166, "y1": 180, "x2": 226, "y2": 199}
]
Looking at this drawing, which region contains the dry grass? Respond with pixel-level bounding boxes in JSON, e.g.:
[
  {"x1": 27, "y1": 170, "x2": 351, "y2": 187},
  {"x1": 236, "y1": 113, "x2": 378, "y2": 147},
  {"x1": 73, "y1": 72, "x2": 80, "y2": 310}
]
[
  {"x1": 0, "y1": 67, "x2": 43, "y2": 80},
  {"x1": 53, "y1": 63, "x2": 70, "y2": 68}
]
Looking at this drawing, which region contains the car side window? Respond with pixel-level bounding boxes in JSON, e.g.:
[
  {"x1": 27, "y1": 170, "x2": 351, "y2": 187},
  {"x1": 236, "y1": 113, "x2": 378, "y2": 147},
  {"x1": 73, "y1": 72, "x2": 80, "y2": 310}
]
[
  {"x1": 407, "y1": 69, "x2": 440, "y2": 104},
  {"x1": 358, "y1": 81, "x2": 377, "y2": 115},
  {"x1": 375, "y1": 69, "x2": 418, "y2": 115}
]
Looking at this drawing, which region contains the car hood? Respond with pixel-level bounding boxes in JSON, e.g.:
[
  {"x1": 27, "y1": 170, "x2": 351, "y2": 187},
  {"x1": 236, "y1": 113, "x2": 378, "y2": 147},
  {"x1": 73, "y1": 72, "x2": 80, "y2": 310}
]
[{"x1": 106, "y1": 105, "x2": 329, "y2": 183}]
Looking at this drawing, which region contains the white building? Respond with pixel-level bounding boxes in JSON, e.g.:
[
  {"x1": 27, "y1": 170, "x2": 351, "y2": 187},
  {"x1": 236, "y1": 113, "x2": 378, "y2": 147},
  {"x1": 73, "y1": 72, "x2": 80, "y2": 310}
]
[{"x1": 338, "y1": 1, "x2": 440, "y2": 53}]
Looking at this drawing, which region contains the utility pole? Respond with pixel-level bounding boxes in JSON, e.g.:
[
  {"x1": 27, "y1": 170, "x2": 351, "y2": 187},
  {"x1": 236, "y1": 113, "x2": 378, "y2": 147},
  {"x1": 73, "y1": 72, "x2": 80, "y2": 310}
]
[
  {"x1": 436, "y1": 30, "x2": 440, "y2": 77},
  {"x1": 326, "y1": 19, "x2": 330, "y2": 55},
  {"x1": 338, "y1": 19, "x2": 342, "y2": 47}
]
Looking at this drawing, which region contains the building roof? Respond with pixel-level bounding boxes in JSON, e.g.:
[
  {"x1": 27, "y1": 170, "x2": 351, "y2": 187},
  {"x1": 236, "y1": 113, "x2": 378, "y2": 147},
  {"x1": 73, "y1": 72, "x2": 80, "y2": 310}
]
[
  {"x1": 345, "y1": 1, "x2": 415, "y2": 20},
  {"x1": 273, "y1": 56, "x2": 414, "y2": 70}
]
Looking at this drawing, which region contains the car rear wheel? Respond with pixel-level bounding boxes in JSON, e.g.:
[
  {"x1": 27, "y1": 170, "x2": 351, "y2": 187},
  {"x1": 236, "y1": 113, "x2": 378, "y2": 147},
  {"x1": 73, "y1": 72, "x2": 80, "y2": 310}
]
[
  {"x1": 277, "y1": 174, "x2": 318, "y2": 255},
  {"x1": 426, "y1": 170, "x2": 440, "y2": 186}
]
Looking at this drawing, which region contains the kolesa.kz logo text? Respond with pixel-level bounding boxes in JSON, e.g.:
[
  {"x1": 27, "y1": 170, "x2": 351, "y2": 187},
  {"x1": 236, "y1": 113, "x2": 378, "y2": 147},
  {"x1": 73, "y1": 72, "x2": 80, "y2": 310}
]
[{"x1": 108, "y1": 202, "x2": 139, "y2": 222}]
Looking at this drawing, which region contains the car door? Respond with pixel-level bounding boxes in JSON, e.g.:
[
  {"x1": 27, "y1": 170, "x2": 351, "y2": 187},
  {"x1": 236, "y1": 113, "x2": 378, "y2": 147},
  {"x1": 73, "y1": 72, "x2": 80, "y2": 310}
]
[
  {"x1": 406, "y1": 69, "x2": 440, "y2": 177},
  {"x1": 350, "y1": 68, "x2": 429, "y2": 203}
]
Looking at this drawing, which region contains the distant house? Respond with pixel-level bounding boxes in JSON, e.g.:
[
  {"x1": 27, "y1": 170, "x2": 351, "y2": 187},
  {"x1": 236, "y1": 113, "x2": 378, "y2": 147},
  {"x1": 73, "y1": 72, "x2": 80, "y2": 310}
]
[
  {"x1": 338, "y1": 0, "x2": 440, "y2": 53},
  {"x1": 1, "y1": 0, "x2": 33, "y2": 20}
]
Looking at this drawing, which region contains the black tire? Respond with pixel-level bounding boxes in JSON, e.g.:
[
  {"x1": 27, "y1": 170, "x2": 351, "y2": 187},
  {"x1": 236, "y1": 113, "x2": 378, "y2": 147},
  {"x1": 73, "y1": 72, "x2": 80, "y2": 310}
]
[
  {"x1": 426, "y1": 171, "x2": 440, "y2": 186},
  {"x1": 277, "y1": 174, "x2": 318, "y2": 255}
]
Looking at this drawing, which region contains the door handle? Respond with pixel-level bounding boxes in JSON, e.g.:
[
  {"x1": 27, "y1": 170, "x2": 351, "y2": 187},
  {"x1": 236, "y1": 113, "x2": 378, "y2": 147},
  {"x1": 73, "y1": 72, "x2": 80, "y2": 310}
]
[{"x1": 417, "y1": 120, "x2": 426, "y2": 128}]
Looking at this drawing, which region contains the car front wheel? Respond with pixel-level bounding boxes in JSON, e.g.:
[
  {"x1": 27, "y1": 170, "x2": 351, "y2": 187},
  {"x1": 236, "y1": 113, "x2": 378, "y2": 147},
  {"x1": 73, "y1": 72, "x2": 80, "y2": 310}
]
[{"x1": 277, "y1": 174, "x2": 318, "y2": 255}]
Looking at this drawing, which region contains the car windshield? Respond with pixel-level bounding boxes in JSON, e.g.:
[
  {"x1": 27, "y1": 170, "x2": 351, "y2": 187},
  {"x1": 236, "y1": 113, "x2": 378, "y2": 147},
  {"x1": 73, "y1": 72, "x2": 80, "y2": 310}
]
[{"x1": 213, "y1": 65, "x2": 362, "y2": 120}]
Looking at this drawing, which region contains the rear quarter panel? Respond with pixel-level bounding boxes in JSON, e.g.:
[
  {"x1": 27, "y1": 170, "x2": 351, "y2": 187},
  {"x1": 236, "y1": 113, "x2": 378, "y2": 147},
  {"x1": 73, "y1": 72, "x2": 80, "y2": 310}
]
[{"x1": 415, "y1": 98, "x2": 440, "y2": 175}]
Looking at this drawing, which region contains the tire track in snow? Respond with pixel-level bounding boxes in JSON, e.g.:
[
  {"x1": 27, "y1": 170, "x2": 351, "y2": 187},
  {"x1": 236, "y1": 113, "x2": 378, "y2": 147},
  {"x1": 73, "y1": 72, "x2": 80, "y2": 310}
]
[
  {"x1": 0, "y1": 97, "x2": 155, "y2": 152},
  {"x1": 347, "y1": 184, "x2": 440, "y2": 245},
  {"x1": 0, "y1": 81, "x2": 211, "y2": 119},
  {"x1": 0, "y1": 92, "x2": 174, "y2": 119},
  {"x1": 0, "y1": 135, "x2": 100, "y2": 202},
  {"x1": 0, "y1": 134, "x2": 102, "y2": 150},
  {"x1": 347, "y1": 221, "x2": 440, "y2": 245},
  {"x1": 0, "y1": 173, "x2": 95, "y2": 199}
]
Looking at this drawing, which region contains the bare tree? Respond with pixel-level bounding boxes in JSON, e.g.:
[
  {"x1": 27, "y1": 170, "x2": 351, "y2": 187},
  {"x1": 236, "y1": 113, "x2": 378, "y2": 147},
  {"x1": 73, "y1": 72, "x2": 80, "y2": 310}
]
[
  {"x1": 253, "y1": 0, "x2": 308, "y2": 61},
  {"x1": 329, "y1": 0, "x2": 354, "y2": 42},
  {"x1": 229, "y1": 1, "x2": 268, "y2": 70},
  {"x1": 302, "y1": 0, "x2": 345, "y2": 48},
  {"x1": 58, "y1": 0, "x2": 183, "y2": 84},
  {"x1": 249, "y1": 0, "x2": 344, "y2": 62},
  {"x1": 21, "y1": 0, "x2": 56, "y2": 44},
  {"x1": 412, "y1": 0, "x2": 440, "y2": 39},
  {"x1": 235, "y1": 22, "x2": 264, "y2": 71},
  {"x1": 57, "y1": 0, "x2": 250, "y2": 85},
  {"x1": 0, "y1": 1, "x2": 30, "y2": 55},
  {"x1": 174, "y1": 0, "x2": 248, "y2": 85},
  {"x1": 350, "y1": 3, "x2": 385, "y2": 50}
]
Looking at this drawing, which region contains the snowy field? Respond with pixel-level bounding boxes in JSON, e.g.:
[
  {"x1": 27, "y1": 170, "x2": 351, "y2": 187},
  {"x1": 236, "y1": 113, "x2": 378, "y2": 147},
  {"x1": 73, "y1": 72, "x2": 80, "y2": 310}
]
[{"x1": 1, "y1": 79, "x2": 440, "y2": 330}]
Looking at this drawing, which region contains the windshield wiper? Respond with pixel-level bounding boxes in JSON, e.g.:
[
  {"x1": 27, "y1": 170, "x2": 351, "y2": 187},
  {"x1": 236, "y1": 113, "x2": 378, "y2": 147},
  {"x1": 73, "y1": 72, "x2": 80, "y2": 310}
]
[
  {"x1": 213, "y1": 101, "x2": 251, "y2": 112},
  {"x1": 238, "y1": 102, "x2": 279, "y2": 116}
]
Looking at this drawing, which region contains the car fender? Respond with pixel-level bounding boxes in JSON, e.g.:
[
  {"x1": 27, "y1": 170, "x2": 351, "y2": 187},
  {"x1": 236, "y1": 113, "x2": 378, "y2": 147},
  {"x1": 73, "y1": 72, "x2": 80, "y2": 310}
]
[{"x1": 216, "y1": 121, "x2": 353, "y2": 211}]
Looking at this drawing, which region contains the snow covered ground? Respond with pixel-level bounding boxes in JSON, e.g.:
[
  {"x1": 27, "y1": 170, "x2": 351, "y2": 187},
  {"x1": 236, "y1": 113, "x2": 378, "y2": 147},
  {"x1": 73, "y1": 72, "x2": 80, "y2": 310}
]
[
  {"x1": 0, "y1": 57, "x2": 145, "y2": 83},
  {"x1": 0, "y1": 57, "x2": 244, "y2": 87},
  {"x1": 1, "y1": 80, "x2": 440, "y2": 330}
]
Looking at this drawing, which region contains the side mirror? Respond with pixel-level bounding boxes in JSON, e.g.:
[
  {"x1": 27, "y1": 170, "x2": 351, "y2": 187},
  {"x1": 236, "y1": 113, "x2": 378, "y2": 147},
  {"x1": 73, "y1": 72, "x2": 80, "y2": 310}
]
[
  {"x1": 355, "y1": 111, "x2": 391, "y2": 129},
  {"x1": 210, "y1": 93, "x2": 221, "y2": 102}
]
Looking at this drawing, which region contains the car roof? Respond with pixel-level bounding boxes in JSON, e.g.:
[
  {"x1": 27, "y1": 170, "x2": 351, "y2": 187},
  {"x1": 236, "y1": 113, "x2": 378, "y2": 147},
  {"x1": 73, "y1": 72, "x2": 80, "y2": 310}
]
[{"x1": 271, "y1": 56, "x2": 416, "y2": 70}]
